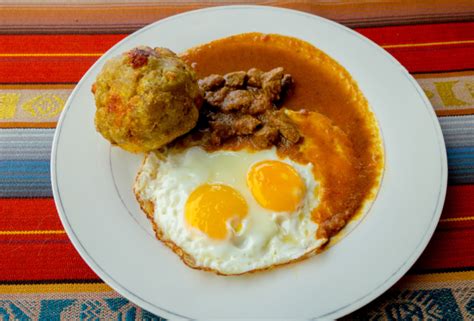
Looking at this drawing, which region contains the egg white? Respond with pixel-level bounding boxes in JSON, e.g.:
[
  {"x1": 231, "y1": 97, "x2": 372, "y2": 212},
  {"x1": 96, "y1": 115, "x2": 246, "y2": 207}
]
[{"x1": 135, "y1": 146, "x2": 327, "y2": 275}]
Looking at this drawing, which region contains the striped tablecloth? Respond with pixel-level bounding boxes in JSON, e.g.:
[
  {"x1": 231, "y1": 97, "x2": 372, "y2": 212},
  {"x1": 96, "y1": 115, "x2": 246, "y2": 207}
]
[{"x1": 0, "y1": 7, "x2": 473, "y2": 320}]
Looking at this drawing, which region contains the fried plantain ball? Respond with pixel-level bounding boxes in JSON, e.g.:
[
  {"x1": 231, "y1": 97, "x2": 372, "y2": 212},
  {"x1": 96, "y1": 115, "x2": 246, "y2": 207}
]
[{"x1": 92, "y1": 46, "x2": 201, "y2": 153}]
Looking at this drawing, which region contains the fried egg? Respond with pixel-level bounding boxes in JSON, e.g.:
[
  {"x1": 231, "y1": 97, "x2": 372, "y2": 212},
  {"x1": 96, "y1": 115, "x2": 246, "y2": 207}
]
[{"x1": 134, "y1": 147, "x2": 327, "y2": 275}]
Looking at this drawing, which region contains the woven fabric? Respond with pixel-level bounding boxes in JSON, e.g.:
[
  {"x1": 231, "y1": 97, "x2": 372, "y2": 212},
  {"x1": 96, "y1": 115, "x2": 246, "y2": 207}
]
[{"x1": 0, "y1": 8, "x2": 473, "y2": 320}]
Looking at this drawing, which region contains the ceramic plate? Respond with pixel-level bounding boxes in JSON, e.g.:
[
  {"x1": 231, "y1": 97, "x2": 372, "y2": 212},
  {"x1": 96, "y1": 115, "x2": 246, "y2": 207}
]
[{"x1": 51, "y1": 6, "x2": 447, "y2": 319}]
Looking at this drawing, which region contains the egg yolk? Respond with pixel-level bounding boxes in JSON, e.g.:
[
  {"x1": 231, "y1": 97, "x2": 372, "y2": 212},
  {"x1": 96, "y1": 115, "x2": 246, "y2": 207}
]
[
  {"x1": 185, "y1": 184, "x2": 248, "y2": 240},
  {"x1": 247, "y1": 160, "x2": 305, "y2": 212}
]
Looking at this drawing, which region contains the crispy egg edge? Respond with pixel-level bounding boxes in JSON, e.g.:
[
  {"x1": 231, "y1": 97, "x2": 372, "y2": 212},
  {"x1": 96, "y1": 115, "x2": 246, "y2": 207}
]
[{"x1": 133, "y1": 152, "x2": 329, "y2": 276}]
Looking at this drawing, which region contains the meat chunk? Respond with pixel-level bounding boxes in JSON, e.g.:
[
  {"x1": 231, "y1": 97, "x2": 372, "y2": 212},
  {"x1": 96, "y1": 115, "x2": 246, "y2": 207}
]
[
  {"x1": 252, "y1": 125, "x2": 279, "y2": 148},
  {"x1": 262, "y1": 110, "x2": 301, "y2": 144},
  {"x1": 197, "y1": 67, "x2": 300, "y2": 149},
  {"x1": 224, "y1": 71, "x2": 247, "y2": 87},
  {"x1": 202, "y1": 67, "x2": 291, "y2": 112},
  {"x1": 248, "y1": 93, "x2": 273, "y2": 115},
  {"x1": 221, "y1": 90, "x2": 253, "y2": 112},
  {"x1": 209, "y1": 113, "x2": 260, "y2": 144},
  {"x1": 261, "y1": 67, "x2": 284, "y2": 100},
  {"x1": 247, "y1": 68, "x2": 263, "y2": 87},
  {"x1": 262, "y1": 67, "x2": 284, "y2": 81},
  {"x1": 234, "y1": 115, "x2": 261, "y2": 135},
  {"x1": 198, "y1": 74, "x2": 225, "y2": 91},
  {"x1": 204, "y1": 87, "x2": 230, "y2": 107},
  {"x1": 210, "y1": 113, "x2": 260, "y2": 135}
]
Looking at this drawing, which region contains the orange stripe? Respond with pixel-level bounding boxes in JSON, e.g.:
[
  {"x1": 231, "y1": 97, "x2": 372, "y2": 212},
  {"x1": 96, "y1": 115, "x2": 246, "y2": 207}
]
[
  {"x1": 0, "y1": 84, "x2": 75, "y2": 89},
  {"x1": 0, "y1": 53, "x2": 102, "y2": 57},
  {"x1": 435, "y1": 108, "x2": 474, "y2": 117},
  {"x1": 413, "y1": 70, "x2": 474, "y2": 78},
  {"x1": 440, "y1": 216, "x2": 474, "y2": 223},
  {"x1": 0, "y1": 230, "x2": 65, "y2": 235},
  {"x1": 0, "y1": 122, "x2": 57, "y2": 128},
  {"x1": 0, "y1": 283, "x2": 111, "y2": 294},
  {"x1": 402, "y1": 271, "x2": 474, "y2": 283},
  {"x1": 382, "y1": 39, "x2": 474, "y2": 49}
]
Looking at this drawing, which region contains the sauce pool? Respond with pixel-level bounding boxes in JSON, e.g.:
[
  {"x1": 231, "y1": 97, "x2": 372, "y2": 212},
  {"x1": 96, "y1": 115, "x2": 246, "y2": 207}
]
[{"x1": 181, "y1": 33, "x2": 384, "y2": 238}]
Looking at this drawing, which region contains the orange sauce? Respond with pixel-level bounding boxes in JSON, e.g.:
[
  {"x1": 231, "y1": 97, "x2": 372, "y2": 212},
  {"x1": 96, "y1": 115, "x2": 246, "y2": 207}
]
[{"x1": 181, "y1": 33, "x2": 384, "y2": 238}]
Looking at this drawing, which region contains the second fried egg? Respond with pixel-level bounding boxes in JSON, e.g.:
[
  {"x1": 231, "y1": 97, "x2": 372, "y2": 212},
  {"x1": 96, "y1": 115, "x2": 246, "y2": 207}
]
[{"x1": 135, "y1": 146, "x2": 327, "y2": 275}]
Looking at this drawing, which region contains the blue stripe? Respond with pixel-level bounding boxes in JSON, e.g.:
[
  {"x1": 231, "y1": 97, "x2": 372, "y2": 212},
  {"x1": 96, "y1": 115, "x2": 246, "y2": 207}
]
[
  {"x1": 447, "y1": 154, "x2": 474, "y2": 160},
  {"x1": 446, "y1": 147, "x2": 474, "y2": 155},
  {"x1": 448, "y1": 160, "x2": 474, "y2": 166},
  {"x1": 448, "y1": 168, "x2": 474, "y2": 174},
  {"x1": 0, "y1": 160, "x2": 52, "y2": 197},
  {"x1": 0, "y1": 175, "x2": 50, "y2": 180},
  {"x1": 0, "y1": 190, "x2": 52, "y2": 198},
  {"x1": 0, "y1": 160, "x2": 50, "y2": 173},
  {"x1": 0, "y1": 180, "x2": 51, "y2": 186}
]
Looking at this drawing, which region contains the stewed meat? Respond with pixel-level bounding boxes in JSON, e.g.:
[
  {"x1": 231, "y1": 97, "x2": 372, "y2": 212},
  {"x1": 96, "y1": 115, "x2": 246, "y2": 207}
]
[
  {"x1": 221, "y1": 90, "x2": 253, "y2": 112},
  {"x1": 224, "y1": 71, "x2": 247, "y2": 87},
  {"x1": 252, "y1": 125, "x2": 280, "y2": 148},
  {"x1": 198, "y1": 74, "x2": 225, "y2": 91},
  {"x1": 196, "y1": 67, "x2": 300, "y2": 149}
]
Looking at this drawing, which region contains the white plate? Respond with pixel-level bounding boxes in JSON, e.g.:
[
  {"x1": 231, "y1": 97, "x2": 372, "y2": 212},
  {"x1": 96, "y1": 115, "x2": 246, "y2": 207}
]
[{"x1": 51, "y1": 5, "x2": 447, "y2": 319}]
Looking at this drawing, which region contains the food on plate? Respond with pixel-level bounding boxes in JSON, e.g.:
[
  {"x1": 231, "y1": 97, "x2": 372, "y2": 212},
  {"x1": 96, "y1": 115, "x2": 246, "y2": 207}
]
[
  {"x1": 181, "y1": 33, "x2": 384, "y2": 241},
  {"x1": 95, "y1": 32, "x2": 384, "y2": 275},
  {"x1": 92, "y1": 46, "x2": 201, "y2": 153},
  {"x1": 134, "y1": 147, "x2": 326, "y2": 275},
  {"x1": 134, "y1": 106, "x2": 362, "y2": 274},
  {"x1": 171, "y1": 66, "x2": 300, "y2": 150},
  {"x1": 196, "y1": 67, "x2": 299, "y2": 148}
]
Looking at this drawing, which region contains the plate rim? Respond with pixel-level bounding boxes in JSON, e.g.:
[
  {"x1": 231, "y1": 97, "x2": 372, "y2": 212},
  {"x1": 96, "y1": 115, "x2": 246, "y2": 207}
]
[{"x1": 51, "y1": 5, "x2": 448, "y2": 319}]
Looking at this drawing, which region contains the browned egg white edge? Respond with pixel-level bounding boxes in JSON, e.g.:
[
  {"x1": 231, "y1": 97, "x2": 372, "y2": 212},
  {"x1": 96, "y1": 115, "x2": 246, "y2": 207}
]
[{"x1": 133, "y1": 155, "x2": 329, "y2": 276}]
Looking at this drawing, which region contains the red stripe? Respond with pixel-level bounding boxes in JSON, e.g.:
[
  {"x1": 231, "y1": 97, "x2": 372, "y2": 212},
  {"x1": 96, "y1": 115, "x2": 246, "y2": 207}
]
[
  {"x1": 413, "y1": 224, "x2": 474, "y2": 272},
  {"x1": 384, "y1": 45, "x2": 474, "y2": 73},
  {"x1": 0, "y1": 241, "x2": 99, "y2": 282},
  {"x1": 0, "y1": 22, "x2": 473, "y2": 83},
  {"x1": 0, "y1": 198, "x2": 99, "y2": 281},
  {"x1": 355, "y1": 22, "x2": 474, "y2": 46},
  {"x1": 441, "y1": 185, "x2": 474, "y2": 220},
  {"x1": 352, "y1": 21, "x2": 474, "y2": 73},
  {"x1": 0, "y1": 34, "x2": 127, "y2": 54},
  {"x1": 0, "y1": 57, "x2": 99, "y2": 83},
  {"x1": 402, "y1": 184, "x2": 474, "y2": 271},
  {"x1": 0, "y1": 198, "x2": 62, "y2": 230}
]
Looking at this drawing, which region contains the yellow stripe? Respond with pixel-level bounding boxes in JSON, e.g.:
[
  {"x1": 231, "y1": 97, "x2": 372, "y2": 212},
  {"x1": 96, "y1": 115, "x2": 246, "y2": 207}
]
[
  {"x1": 0, "y1": 84, "x2": 75, "y2": 89},
  {"x1": 440, "y1": 216, "x2": 474, "y2": 222},
  {"x1": 0, "y1": 283, "x2": 112, "y2": 294},
  {"x1": 0, "y1": 230, "x2": 65, "y2": 235},
  {"x1": 0, "y1": 53, "x2": 102, "y2": 57},
  {"x1": 382, "y1": 39, "x2": 474, "y2": 49},
  {"x1": 402, "y1": 271, "x2": 474, "y2": 283},
  {"x1": 414, "y1": 70, "x2": 474, "y2": 79}
]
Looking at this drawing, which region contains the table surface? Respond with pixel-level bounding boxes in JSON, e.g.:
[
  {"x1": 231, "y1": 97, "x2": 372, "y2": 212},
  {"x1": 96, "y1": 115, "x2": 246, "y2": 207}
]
[{"x1": 0, "y1": 2, "x2": 473, "y2": 320}]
